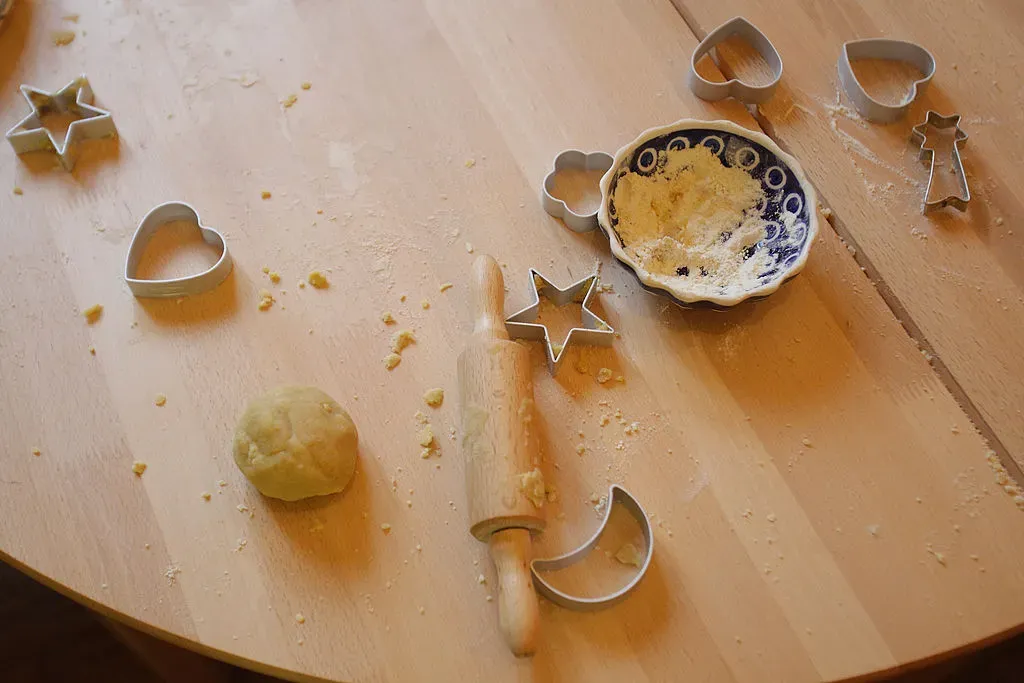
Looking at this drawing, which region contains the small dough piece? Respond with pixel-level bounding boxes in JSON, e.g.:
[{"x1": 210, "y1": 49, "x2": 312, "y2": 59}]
[
  {"x1": 52, "y1": 30, "x2": 76, "y2": 46},
  {"x1": 154, "y1": 394, "x2": 167, "y2": 407},
  {"x1": 132, "y1": 461, "x2": 148, "y2": 476},
  {"x1": 307, "y1": 270, "x2": 329, "y2": 289},
  {"x1": 257, "y1": 289, "x2": 275, "y2": 311},
  {"x1": 82, "y1": 304, "x2": 103, "y2": 324},
  {"x1": 596, "y1": 368, "x2": 613, "y2": 384},
  {"x1": 300, "y1": 82, "x2": 312, "y2": 90},
  {"x1": 517, "y1": 468, "x2": 545, "y2": 508},
  {"x1": 383, "y1": 353, "x2": 401, "y2": 370},
  {"x1": 281, "y1": 94, "x2": 298, "y2": 108},
  {"x1": 381, "y1": 311, "x2": 396, "y2": 325},
  {"x1": 614, "y1": 543, "x2": 644, "y2": 568},
  {"x1": 232, "y1": 386, "x2": 359, "y2": 502},
  {"x1": 391, "y1": 329, "x2": 416, "y2": 353},
  {"x1": 418, "y1": 425, "x2": 434, "y2": 448},
  {"x1": 261, "y1": 190, "x2": 272, "y2": 200},
  {"x1": 423, "y1": 388, "x2": 444, "y2": 407}
]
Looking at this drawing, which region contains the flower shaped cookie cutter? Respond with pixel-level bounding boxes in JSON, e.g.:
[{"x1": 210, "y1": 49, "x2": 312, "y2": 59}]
[{"x1": 541, "y1": 150, "x2": 614, "y2": 233}]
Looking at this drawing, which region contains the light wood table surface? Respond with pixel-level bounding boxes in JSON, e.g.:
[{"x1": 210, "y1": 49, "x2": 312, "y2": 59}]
[{"x1": 1, "y1": 1, "x2": 1023, "y2": 682}]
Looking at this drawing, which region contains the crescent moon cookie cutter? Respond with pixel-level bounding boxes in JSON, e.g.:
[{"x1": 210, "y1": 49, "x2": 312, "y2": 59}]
[
  {"x1": 530, "y1": 485, "x2": 653, "y2": 611},
  {"x1": 688, "y1": 16, "x2": 783, "y2": 104},
  {"x1": 504, "y1": 268, "x2": 615, "y2": 375},
  {"x1": 837, "y1": 39, "x2": 936, "y2": 123},
  {"x1": 541, "y1": 150, "x2": 615, "y2": 233},
  {"x1": 5, "y1": 74, "x2": 117, "y2": 171},
  {"x1": 124, "y1": 202, "x2": 233, "y2": 298}
]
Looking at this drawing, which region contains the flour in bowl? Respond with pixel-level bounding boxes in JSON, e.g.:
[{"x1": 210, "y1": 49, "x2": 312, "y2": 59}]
[{"x1": 612, "y1": 144, "x2": 773, "y2": 295}]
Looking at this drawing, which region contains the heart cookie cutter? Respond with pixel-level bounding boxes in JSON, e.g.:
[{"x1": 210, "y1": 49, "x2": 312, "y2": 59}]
[
  {"x1": 124, "y1": 202, "x2": 233, "y2": 298},
  {"x1": 837, "y1": 39, "x2": 936, "y2": 123},
  {"x1": 689, "y1": 16, "x2": 782, "y2": 104},
  {"x1": 530, "y1": 485, "x2": 653, "y2": 610},
  {"x1": 912, "y1": 111, "x2": 969, "y2": 213},
  {"x1": 541, "y1": 150, "x2": 614, "y2": 233},
  {"x1": 505, "y1": 269, "x2": 614, "y2": 375},
  {"x1": 5, "y1": 75, "x2": 117, "y2": 171}
]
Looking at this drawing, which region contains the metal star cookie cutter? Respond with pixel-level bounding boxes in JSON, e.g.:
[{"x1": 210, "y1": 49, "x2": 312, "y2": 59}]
[
  {"x1": 124, "y1": 202, "x2": 233, "y2": 298},
  {"x1": 530, "y1": 485, "x2": 653, "y2": 611},
  {"x1": 541, "y1": 150, "x2": 614, "y2": 233},
  {"x1": 5, "y1": 75, "x2": 117, "y2": 171},
  {"x1": 912, "y1": 111, "x2": 969, "y2": 213},
  {"x1": 505, "y1": 269, "x2": 614, "y2": 375},
  {"x1": 838, "y1": 39, "x2": 936, "y2": 123},
  {"x1": 688, "y1": 16, "x2": 783, "y2": 104}
]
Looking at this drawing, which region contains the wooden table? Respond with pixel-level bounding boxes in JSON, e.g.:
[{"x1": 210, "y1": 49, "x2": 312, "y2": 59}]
[{"x1": 2, "y1": 1, "x2": 1023, "y2": 681}]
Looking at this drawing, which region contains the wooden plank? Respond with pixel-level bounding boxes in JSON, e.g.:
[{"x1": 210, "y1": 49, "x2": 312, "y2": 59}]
[
  {"x1": 668, "y1": 0, "x2": 1024, "y2": 470},
  {"x1": 1, "y1": 1, "x2": 1024, "y2": 681}
]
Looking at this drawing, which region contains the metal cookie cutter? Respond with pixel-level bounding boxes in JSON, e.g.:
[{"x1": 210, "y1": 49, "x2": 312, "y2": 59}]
[
  {"x1": 5, "y1": 75, "x2": 117, "y2": 171},
  {"x1": 124, "y1": 202, "x2": 233, "y2": 298},
  {"x1": 912, "y1": 111, "x2": 969, "y2": 213},
  {"x1": 531, "y1": 485, "x2": 653, "y2": 611},
  {"x1": 542, "y1": 150, "x2": 614, "y2": 233},
  {"x1": 505, "y1": 269, "x2": 614, "y2": 375},
  {"x1": 838, "y1": 39, "x2": 936, "y2": 123},
  {"x1": 688, "y1": 16, "x2": 782, "y2": 104}
]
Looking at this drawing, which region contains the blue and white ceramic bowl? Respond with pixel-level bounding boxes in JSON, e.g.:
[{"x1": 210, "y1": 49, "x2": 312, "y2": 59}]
[{"x1": 597, "y1": 119, "x2": 817, "y2": 308}]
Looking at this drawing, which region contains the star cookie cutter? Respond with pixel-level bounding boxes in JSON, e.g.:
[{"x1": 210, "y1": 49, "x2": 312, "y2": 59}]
[
  {"x1": 912, "y1": 111, "x2": 969, "y2": 213},
  {"x1": 531, "y1": 485, "x2": 653, "y2": 611},
  {"x1": 505, "y1": 269, "x2": 614, "y2": 375},
  {"x1": 5, "y1": 74, "x2": 117, "y2": 171},
  {"x1": 688, "y1": 17, "x2": 783, "y2": 104},
  {"x1": 124, "y1": 202, "x2": 233, "y2": 298},
  {"x1": 838, "y1": 39, "x2": 936, "y2": 123},
  {"x1": 541, "y1": 150, "x2": 614, "y2": 233}
]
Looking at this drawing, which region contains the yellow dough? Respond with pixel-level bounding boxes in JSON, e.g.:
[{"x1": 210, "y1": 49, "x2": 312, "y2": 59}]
[{"x1": 232, "y1": 386, "x2": 358, "y2": 502}]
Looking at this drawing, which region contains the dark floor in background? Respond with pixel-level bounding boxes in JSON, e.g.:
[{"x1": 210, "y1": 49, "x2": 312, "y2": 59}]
[{"x1": 1, "y1": 559, "x2": 1020, "y2": 682}]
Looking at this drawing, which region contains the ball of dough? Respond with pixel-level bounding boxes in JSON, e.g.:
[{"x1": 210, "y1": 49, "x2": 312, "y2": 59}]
[{"x1": 232, "y1": 386, "x2": 358, "y2": 502}]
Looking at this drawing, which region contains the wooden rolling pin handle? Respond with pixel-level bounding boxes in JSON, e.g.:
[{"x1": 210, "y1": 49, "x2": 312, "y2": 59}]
[
  {"x1": 471, "y1": 255, "x2": 510, "y2": 341},
  {"x1": 489, "y1": 527, "x2": 540, "y2": 657}
]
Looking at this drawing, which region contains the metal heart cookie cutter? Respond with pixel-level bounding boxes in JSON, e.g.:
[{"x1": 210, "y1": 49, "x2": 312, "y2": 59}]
[
  {"x1": 505, "y1": 269, "x2": 614, "y2": 375},
  {"x1": 688, "y1": 16, "x2": 782, "y2": 104},
  {"x1": 541, "y1": 150, "x2": 614, "y2": 233},
  {"x1": 124, "y1": 202, "x2": 233, "y2": 298},
  {"x1": 531, "y1": 485, "x2": 653, "y2": 611},
  {"x1": 6, "y1": 74, "x2": 117, "y2": 171},
  {"x1": 912, "y1": 111, "x2": 969, "y2": 213},
  {"x1": 837, "y1": 39, "x2": 936, "y2": 123}
]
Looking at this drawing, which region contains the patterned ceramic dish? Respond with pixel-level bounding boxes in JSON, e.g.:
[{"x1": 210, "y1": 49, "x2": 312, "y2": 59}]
[{"x1": 597, "y1": 119, "x2": 817, "y2": 308}]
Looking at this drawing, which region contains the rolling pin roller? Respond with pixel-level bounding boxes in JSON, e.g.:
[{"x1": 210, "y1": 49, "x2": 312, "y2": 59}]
[{"x1": 458, "y1": 255, "x2": 545, "y2": 656}]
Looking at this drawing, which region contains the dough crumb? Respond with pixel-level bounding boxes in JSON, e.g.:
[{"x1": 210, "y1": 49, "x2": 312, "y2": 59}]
[
  {"x1": 866, "y1": 524, "x2": 880, "y2": 537},
  {"x1": 439, "y1": 283, "x2": 453, "y2": 293},
  {"x1": 421, "y1": 299, "x2": 430, "y2": 309},
  {"x1": 201, "y1": 492, "x2": 211, "y2": 501},
  {"x1": 257, "y1": 289, "x2": 275, "y2": 311},
  {"x1": 267, "y1": 271, "x2": 281, "y2": 284},
  {"x1": 88, "y1": 345, "x2": 96, "y2": 355},
  {"x1": 766, "y1": 513, "x2": 777, "y2": 523},
  {"x1": 517, "y1": 468, "x2": 546, "y2": 508},
  {"x1": 260, "y1": 190, "x2": 272, "y2": 200},
  {"x1": 82, "y1": 304, "x2": 103, "y2": 324},
  {"x1": 281, "y1": 94, "x2": 298, "y2": 108},
  {"x1": 465, "y1": 242, "x2": 474, "y2": 253},
  {"x1": 13, "y1": 186, "x2": 23, "y2": 195},
  {"x1": 154, "y1": 394, "x2": 167, "y2": 407},
  {"x1": 300, "y1": 82, "x2": 312, "y2": 90},
  {"x1": 391, "y1": 329, "x2": 416, "y2": 353},
  {"x1": 423, "y1": 388, "x2": 444, "y2": 407},
  {"x1": 596, "y1": 367, "x2": 613, "y2": 384},
  {"x1": 381, "y1": 311, "x2": 396, "y2": 325},
  {"x1": 164, "y1": 564, "x2": 182, "y2": 585},
  {"x1": 132, "y1": 461, "x2": 148, "y2": 476},
  {"x1": 295, "y1": 613, "x2": 306, "y2": 624},
  {"x1": 381, "y1": 523, "x2": 392, "y2": 534},
  {"x1": 801, "y1": 437, "x2": 813, "y2": 448},
  {"x1": 576, "y1": 444, "x2": 586, "y2": 455},
  {"x1": 418, "y1": 425, "x2": 434, "y2": 448},
  {"x1": 614, "y1": 543, "x2": 644, "y2": 567},
  {"x1": 383, "y1": 353, "x2": 402, "y2": 370},
  {"x1": 477, "y1": 574, "x2": 487, "y2": 584},
  {"x1": 62, "y1": 14, "x2": 80, "y2": 22},
  {"x1": 52, "y1": 30, "x2": 76, "y2": 46},
  {"x1": 307, "y1": 270, "x2": 329, "y2": 289},
  {"x1": 31, "y1": 447, "x2": 41, "y2": 457},
  {"x1": 399, "y1": 293, "x2": 407, "y2": 302},
  {"x1": 464, "y1": 159, "x2": 476, "y2": 168},
  {"x1": 418, "y1": 606, "x2": 426, "y2": 615}
]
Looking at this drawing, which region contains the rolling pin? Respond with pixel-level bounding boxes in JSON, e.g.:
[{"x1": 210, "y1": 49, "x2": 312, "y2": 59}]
[{"x1": 458, "y1": 255, "x2": 545, "y2": 657}]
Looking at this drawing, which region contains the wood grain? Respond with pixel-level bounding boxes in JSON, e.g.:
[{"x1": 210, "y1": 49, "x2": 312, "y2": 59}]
[
  {"x1": 669, "y1": 0, "x2": 1024, "y2": 470},
  {"x1": 1, "y1": 0, "x2": 1024, "y2": 681}
]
